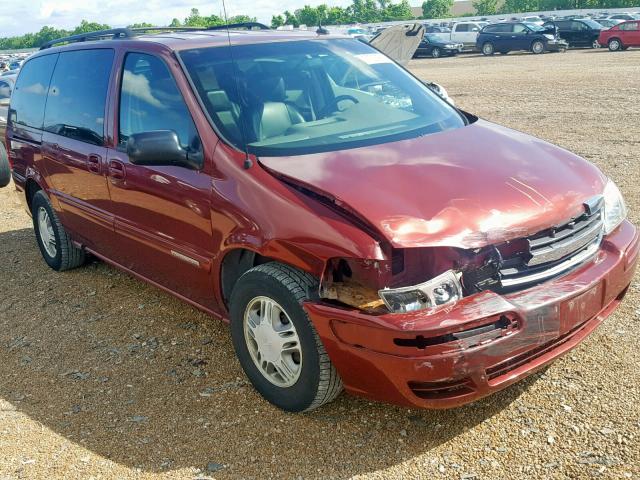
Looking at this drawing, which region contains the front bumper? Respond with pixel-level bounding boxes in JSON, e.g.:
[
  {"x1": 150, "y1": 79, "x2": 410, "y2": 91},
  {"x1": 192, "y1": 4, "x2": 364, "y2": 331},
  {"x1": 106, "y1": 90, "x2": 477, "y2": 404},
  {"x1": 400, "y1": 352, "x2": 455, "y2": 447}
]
[
  {"x1": 305, "y1": 220, "x2": 638, "y2": 409},
  {"x1": 547, "y1": 39, "x2": 569, "y2": 51}
]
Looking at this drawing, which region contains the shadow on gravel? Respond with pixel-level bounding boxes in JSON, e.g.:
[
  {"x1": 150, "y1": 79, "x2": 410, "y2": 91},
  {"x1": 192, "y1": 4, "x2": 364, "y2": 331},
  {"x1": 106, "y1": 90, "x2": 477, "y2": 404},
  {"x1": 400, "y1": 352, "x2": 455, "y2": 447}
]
[{"x1": 0, "y1": 227, "x2": 540, "y2": 478}]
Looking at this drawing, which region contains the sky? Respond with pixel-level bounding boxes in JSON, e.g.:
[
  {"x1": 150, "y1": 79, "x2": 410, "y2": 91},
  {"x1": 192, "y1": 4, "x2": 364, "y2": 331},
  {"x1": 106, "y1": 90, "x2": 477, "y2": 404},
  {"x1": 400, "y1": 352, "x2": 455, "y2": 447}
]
[{"x1": 0, "y1": 0, "x2": 363, "y2": 37}]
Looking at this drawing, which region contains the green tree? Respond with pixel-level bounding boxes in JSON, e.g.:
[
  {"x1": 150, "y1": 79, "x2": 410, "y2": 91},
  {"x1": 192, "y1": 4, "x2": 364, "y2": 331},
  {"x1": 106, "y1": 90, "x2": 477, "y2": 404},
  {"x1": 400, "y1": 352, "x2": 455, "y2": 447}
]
[
  {"x1": 128, "y1": 22, "x2": 154, "y2": 29},
  {"x1": 326, "y1": 6, "x2": 349, "y2": 24},
  {"x1": 169, "y1": 18, "x2": 182, "y2": 27},
  {"x1": 381, "y1": 0, "x2": 414, "y2": 20},
  {"x1": 271, "y1": 15, "x2": 285, "y2": 28},
  {"x1": 473, "y1": 0, "x2": 498, "y2": 15},
  {"x1": 72, "y1": 20, "x2": 111, "y2": 35},
  {"x1": 283, "y1": 10, "x2": 300, "y2": 27},
  {"x1": 421, "y1": 0, "x2": 453, "y2": 19},
  {"x1": 227, "y1": 15, "x2": 257, "y2": 24}
]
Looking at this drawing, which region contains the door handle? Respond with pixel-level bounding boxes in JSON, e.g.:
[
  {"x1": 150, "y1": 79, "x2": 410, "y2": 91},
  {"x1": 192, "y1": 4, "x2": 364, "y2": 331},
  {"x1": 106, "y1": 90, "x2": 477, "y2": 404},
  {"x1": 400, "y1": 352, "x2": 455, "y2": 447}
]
[
  {"x1": 108, "y1": 160, "x2": 126, "y2": 182},
  {"x1": 87, "y1": 154, "x2": 102, "y2": 174}
]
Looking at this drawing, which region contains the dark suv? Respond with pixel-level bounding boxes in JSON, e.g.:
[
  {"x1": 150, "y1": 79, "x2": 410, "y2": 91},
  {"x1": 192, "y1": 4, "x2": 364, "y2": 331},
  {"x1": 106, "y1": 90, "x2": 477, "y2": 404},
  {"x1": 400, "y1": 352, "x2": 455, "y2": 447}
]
[
  {"x1": 543, "y1": 19, "x2": 603, "y2": 48},
  {"x1": 477, "y1": 22, "x2": 567, "y2": 55},
  {"x1": 6, "y1": 27, "x2": 637, "y2": 412}
]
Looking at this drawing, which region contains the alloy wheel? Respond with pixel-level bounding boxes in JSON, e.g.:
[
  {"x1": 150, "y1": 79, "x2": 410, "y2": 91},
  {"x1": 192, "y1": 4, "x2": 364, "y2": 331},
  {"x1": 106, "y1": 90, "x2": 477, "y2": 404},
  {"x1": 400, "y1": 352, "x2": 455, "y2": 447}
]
[
  {"x1": 37, "y1": 207, "x2": 57, "y2": 257},
  {"x1": 243, "y1": 296, "x2": 302, "y2": 387}
]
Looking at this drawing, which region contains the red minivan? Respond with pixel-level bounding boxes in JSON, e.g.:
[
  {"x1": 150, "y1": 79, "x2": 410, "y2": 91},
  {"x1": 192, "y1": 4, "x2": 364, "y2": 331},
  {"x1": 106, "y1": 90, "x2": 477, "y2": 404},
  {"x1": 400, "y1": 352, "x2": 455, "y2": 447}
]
[
  {"x1": 598, "y1": 20, "x2": 640, "y2": 50},
  {"x1": 6, "y1": 28, "x2": 638, "y2": 412}
]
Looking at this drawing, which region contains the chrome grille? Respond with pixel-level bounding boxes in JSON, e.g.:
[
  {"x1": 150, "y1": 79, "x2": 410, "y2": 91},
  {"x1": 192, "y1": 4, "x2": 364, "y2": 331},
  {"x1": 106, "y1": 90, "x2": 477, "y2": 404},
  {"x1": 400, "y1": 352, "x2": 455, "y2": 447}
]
[{"x1": 498, "y1": 196, "x2": 604, "y2": 289}]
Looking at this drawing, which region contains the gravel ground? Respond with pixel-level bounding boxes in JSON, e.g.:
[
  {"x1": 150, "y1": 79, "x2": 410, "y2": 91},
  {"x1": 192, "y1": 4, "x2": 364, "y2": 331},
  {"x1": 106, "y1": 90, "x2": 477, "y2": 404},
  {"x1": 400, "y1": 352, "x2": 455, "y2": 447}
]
[{"x1": 0, "y1": 49, "x2": 639, "y2": 480}]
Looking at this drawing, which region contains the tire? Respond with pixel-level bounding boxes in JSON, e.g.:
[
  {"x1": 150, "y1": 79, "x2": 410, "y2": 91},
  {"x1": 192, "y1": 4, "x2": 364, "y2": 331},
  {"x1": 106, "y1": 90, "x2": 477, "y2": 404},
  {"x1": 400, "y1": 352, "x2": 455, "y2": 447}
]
[
  {"x1": 431, "y1": 47, "x2": 442, "y2": 58},
  {"x1": 608, "y1": 38, "x2": 622, "y2": 51},
  {"x1": 482, "y1": 42, "x2": 494, "y2": 55},
  {"x1": 0, "y1": 143, "x2": 10, "y2": 188},
  {"x1": 531, "y1": 40, "x2": 545, "y2": 54},
  {"x1": 229, "y1": 262, "x2": 343, "y2": 412},
  {"x1": 32, "y1": 190, "x2": 85, "y2": 271}
]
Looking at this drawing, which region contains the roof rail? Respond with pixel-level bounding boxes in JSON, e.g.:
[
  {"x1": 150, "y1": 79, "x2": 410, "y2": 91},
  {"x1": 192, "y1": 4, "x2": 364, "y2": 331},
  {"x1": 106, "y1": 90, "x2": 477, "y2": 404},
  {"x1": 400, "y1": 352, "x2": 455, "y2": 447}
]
[
  {"x1": 129, "y1": 26, "x2": 203, "y2": 34},
  {"x1": 40, "y1": 28, "x2": 133, "y2": 50},
  {"x1": 206, "y1": 22, "x2": 270, "y2": 31}
]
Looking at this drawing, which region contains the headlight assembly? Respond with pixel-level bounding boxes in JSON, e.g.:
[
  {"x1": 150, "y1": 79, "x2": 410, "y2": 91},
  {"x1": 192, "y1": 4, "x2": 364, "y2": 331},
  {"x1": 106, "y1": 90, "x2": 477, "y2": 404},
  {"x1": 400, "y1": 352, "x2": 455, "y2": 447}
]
[
  {"x1": 603, "y1": 179, "x2": 627, "y2": 235},
  {"x1": 379, "y1": 270, "x2": 462, "y2": 314}
]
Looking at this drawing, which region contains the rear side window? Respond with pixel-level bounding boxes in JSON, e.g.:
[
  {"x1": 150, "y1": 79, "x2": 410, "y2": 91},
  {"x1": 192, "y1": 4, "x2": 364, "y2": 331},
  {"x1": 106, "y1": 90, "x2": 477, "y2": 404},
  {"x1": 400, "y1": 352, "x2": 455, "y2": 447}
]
[
  {"x1": 455, "y1": 24, "x2": 469, "y2": 32},
  {"x1": 44, "y1": 49, "x2": 114, "y2": 146},
  {"x1": 119, "y1": 52, "x2": 200, "y2": 152},
  {"x1": 620, "y1": 22, "x2": 639, "y2": 30},
  {"x1": 10, "y1": 54, "x2": 57, "y2": 130}
]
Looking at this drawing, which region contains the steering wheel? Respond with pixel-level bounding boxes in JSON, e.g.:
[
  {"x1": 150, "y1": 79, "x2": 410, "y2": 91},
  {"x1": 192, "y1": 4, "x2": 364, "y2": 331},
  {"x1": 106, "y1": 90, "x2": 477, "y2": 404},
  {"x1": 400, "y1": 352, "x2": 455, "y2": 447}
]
[{"x1": 318, "y1": 95, "x2": 359, "y2": 117}]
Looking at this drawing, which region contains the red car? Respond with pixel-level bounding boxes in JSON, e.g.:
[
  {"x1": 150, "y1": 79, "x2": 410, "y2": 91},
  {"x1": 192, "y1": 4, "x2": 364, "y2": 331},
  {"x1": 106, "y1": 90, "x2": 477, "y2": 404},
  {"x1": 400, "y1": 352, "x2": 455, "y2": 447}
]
[
  {"x1": 599, "y1": 20, "x2": 640, "y2": 50},
  {"x1": 6, "y1": 27, "x2": 638, "y2": 412}
]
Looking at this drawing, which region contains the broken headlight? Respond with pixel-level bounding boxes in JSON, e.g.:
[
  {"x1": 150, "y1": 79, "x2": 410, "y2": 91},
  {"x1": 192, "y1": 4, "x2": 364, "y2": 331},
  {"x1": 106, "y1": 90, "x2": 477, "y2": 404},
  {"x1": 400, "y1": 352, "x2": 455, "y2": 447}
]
[
  {"x1": 603, "y1": 179, "x2": 627, "y2": 235},
  {"x1": 378, "y1": 270, "x2": 463, "y2": 314}
]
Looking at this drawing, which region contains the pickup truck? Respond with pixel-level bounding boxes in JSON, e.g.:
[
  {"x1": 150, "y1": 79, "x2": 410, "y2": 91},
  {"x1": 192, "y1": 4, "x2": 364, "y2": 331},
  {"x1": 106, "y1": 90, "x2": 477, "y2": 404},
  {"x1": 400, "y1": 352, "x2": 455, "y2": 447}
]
[{"x1": 426, "y1": 21, "x2": 487, "y2": 50}]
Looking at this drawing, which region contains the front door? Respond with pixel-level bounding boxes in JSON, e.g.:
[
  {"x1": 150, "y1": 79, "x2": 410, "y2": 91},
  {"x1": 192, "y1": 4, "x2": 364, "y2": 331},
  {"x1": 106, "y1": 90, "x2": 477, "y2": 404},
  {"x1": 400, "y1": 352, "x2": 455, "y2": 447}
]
[
  {"x1": 512, "y1": 24, "x2": 532, "y2": 50},
  {"x1": 40, "y1": 48, "x2": 116, "y2": 254},
  {"x1": 106, "y1": 51, "x2": 216, "y2": 309}
]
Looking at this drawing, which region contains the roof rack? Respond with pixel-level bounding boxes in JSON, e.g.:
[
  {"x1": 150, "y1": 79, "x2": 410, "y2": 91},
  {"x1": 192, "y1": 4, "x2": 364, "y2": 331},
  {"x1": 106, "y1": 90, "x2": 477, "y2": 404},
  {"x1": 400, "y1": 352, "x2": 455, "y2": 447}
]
[
  {"x1": 40, "y1": 28, "x2": 133, "y2": 50},
  {"x1": 39, "y1": 22, "x2": 272, "y2": 50},
  {"x1": 206, "y1": 22, "x2": 270, "y2": 31}
]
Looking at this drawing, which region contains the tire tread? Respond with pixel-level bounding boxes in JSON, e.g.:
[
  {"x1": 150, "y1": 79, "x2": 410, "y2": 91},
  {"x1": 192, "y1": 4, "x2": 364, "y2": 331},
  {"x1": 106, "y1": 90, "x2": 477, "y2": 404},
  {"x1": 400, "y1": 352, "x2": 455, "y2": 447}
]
[{"x1": 245, "y1": 262, "x2": 343, "y2": 411}]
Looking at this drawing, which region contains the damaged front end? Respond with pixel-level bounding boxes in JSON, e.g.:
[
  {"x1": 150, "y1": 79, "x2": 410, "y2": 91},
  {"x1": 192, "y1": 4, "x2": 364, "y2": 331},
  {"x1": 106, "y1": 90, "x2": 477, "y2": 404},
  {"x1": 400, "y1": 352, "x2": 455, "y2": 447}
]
[{"x1": 319, "y1": 190, "x2": 614, "y2": 317}]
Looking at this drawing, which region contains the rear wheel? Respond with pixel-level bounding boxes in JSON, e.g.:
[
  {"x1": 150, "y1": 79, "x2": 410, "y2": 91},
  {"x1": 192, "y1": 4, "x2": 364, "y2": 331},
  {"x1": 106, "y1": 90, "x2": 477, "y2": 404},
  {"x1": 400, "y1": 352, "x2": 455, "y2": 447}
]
[
  {"x1": 0, "y1": 143, "x2": 10, "y2": 188},
  {"x1": 482, "y1": 42, "x2": 495, "y2": 55},
  {"x1": 608, "y1": 38, "x2": 622, "y2": 51},
  {"x1": 531, "y1": 40, "x2": 545, "y2": 54},
  {"x1": 229, "y1": 263, "x2": 343, "y2": 412},
  {"x1": 431, "y1": 47, "x2": 442, "y2": 58},
  {"x1": 32, "y1": 190, "x2": 85, "y2": 271}
]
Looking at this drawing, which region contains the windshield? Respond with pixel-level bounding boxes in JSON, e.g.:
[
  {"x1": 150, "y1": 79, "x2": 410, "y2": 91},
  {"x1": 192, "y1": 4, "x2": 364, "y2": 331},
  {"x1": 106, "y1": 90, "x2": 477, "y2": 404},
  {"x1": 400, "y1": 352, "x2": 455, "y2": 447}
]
[
  {"x1": 524, "y1": 23, "x2": 545, "y2": 31},
  {"x1": 179, "y1": 39, "x2": 464, "y2": 156}
]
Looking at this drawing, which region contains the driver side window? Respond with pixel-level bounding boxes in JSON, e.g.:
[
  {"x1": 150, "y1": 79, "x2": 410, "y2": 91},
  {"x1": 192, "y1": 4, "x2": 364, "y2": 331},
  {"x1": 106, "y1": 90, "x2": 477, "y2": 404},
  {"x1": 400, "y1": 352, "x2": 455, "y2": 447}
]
[
  {"x1": 513, "y1": 24, "x2": 528, "y2": 33},
  {"x1": 119, "y1": 53, "x2": 200, "y2": 154}
]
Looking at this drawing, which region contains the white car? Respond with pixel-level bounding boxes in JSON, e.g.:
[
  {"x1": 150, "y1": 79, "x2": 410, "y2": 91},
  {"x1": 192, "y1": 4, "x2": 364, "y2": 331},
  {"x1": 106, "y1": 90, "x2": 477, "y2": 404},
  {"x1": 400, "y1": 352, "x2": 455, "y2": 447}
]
[{"x1": 429, "y1": 21, "x2": 485, "y2": 50}]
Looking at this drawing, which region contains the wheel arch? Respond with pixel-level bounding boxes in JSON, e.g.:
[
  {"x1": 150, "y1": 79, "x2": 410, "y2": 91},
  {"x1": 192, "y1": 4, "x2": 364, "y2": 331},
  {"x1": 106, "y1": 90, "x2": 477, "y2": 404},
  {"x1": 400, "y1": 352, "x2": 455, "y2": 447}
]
[{"x1": 217, "y1": 241, "x2": 327, "y2": 309}]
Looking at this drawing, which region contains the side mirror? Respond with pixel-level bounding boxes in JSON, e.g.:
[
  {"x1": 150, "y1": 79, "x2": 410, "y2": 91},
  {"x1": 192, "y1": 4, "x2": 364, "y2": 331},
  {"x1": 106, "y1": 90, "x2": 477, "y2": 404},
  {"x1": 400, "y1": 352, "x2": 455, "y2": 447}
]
[{"x1": 126, "y1": 130, "x2": 201, "y2": 169}]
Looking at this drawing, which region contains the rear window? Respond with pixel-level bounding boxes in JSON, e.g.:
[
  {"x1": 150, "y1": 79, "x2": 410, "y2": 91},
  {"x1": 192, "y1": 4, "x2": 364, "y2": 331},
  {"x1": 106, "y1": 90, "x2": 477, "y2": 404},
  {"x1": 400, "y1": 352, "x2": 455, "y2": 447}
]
[
  {"x1": 180, "y1": 39, "x2": 465, "y2": 156},
  {"x1": 10, "y1": 54, "x2": 58, "y2": 130},
  {"x1": 44, "y1": 49, "x2": 114, "y2": 146}
]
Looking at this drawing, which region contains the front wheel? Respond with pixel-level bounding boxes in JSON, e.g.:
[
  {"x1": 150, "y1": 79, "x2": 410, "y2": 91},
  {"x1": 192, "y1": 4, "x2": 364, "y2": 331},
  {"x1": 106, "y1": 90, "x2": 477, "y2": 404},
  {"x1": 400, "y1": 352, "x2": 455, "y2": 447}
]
[
  {"x1": 0, "y1": 143, "x2": 10, "y2": 188},
  {"x1": 608, "y1": 38, "x2": 622, "y2": 51},
  {"x1": 229, "y1": 263, "x2": 343, "y2": 412},
  {"x1": 431, "y1": 47, "x2": 442, "y2": 58},
  {"x1": 482, "y1": 42, "x2": 495, "y2": 55},
  {"x1": 531, "y1": 40, "x2": 545, "y2": 54},
  {"x1": 32, "y1": 190, "x2": 85, "y2": 271}
]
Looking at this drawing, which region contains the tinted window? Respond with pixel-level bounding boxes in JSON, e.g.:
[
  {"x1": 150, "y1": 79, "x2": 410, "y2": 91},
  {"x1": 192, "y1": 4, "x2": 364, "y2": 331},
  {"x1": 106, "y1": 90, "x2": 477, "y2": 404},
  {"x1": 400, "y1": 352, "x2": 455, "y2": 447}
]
[
  {"x1": 620, "y1": 22, "x2": 639, "y2": 30},
  {"x1": 555, "y1": 21, "x2": 570, "y2": 29},
  {"x1": 119, "y1": 53, "x2": 200, "y2": 153},
  {"x1": 455, "y1": 24, "x2": 469, "y2": 32},
  {"x1": 0, "y1": 80, "x2": 11, "y2": 100},
  {"x1": 44, "y1": 49, "x2": 113, "y2": 146},
  {"x1": 10, "y1": 54, "x2": 57, "y2": 129},
  {"x1": 491, "y1": 24, "x2": 513, "y2": 33}
]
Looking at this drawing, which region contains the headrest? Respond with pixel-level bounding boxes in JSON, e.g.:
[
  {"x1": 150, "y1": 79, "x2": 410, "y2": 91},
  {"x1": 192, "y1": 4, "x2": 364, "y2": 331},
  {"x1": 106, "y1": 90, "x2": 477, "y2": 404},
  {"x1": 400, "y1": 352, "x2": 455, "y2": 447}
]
[{"x1": 207, "y1": 90, "x2": 233, "y2": 112}]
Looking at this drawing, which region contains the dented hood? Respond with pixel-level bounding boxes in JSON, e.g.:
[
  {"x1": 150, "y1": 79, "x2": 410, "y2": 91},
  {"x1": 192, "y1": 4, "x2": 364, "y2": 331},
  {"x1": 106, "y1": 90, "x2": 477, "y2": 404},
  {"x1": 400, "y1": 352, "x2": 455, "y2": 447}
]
[{"x1": 259, "y1": 120, "x2": 607, "y2": 249}]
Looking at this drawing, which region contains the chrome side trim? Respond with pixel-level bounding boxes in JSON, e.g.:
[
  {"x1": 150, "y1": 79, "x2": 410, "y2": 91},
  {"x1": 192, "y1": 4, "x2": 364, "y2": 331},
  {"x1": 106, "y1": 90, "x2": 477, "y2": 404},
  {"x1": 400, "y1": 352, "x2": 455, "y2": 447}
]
[{"x1": 170, "y1": 250, "x2": 201, "y2": 267}]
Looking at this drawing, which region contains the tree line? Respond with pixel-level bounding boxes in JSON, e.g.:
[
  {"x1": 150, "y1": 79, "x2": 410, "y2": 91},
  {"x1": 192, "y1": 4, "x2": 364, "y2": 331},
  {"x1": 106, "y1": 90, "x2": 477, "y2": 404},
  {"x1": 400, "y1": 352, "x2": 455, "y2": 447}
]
[{"x1": 1, "y1": 0, "x2": 639, "y2": 50}]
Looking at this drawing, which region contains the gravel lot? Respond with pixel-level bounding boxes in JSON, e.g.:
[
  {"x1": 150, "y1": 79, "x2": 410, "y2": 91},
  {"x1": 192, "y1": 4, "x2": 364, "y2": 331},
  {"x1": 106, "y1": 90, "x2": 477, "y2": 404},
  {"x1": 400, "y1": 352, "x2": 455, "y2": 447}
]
[{"x1": 0, "y1": 49, "x2": 639, "y2": 480}]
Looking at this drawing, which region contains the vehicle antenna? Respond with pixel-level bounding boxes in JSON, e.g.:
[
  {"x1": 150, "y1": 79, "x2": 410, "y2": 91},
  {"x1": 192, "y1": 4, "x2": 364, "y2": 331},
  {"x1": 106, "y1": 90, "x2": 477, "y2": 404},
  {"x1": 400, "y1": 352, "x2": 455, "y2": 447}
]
[{"x1": 221, "y1": 0, "x2": 253, "y2": 169}]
